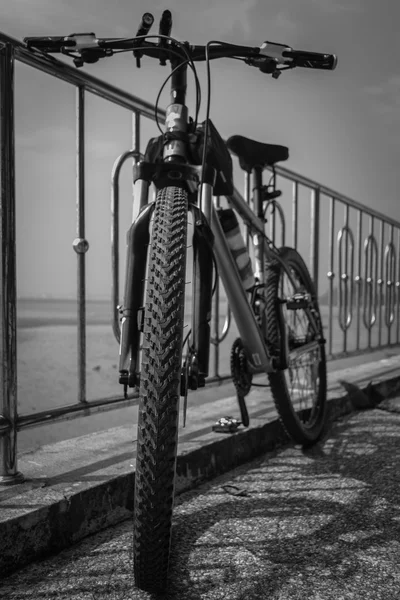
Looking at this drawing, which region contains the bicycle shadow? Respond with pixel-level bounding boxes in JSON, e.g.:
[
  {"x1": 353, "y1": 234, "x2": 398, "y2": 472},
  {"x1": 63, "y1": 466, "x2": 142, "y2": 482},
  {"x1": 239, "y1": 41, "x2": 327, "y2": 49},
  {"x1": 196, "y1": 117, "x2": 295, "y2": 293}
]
[{"x1": 163, "y1": 409, "x2": 400, "y2": 599}]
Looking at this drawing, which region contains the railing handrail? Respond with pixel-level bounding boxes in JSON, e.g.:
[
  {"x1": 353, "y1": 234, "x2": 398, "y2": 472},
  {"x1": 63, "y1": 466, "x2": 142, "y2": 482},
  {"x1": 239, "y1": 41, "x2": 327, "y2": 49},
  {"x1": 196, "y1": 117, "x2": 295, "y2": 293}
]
[
  {"x1": 0, "y1": 31, "x2": 166, "y2": 121},
  {"x1": 2, "y1": 30, "x2": 400, "y2": 485},
  {"x1": 4, "y1": 28, "x2": 399, "y2": 230},
  {"x1": 273, "y1": 164, "x2": 400, "y2": 230}
]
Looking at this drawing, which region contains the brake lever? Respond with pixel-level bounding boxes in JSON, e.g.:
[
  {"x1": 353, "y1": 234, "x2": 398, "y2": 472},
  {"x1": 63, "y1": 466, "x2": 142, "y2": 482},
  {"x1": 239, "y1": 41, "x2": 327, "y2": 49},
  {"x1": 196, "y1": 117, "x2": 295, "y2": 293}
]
[
  {"x1": 70, "y1": 47, "x2": 112, "y2": 68},
  {"x1": 245, "y1": 56, "x2": 282, "y2": 78}
]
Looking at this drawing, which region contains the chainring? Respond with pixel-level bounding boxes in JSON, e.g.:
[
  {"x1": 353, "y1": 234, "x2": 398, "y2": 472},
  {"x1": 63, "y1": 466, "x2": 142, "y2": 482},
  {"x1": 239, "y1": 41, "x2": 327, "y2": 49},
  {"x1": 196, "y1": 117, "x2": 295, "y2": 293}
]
[{"x1": 230, "y1": 337, "x2": 253, "y2": 396}]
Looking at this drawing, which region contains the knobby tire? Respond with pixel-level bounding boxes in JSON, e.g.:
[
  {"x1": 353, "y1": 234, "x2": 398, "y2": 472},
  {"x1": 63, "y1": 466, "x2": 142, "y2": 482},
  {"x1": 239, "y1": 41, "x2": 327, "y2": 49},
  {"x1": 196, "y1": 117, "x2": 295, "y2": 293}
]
[
  {"x1": 265, "y1": 247, "x2": 327, "y2": 445},
  {"x1": 133, "y1": 185, "x2": 188, "y2": 593}
]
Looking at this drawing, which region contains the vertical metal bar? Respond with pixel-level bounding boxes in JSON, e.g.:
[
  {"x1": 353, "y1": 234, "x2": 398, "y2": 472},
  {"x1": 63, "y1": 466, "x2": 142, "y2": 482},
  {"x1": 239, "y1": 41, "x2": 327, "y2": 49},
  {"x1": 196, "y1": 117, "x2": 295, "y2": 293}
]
[
  {"x1": 271, "y1": 199, "x2": 276, "y2": 246},
  {"x1": 378, "y1": 220, "x2": 384, "y2": 347},
  {"x1": 0, "y1": 44, "x2": 23, "y2": 484},
  {"x1": 327, "y1": 197, "x2": 335, "y2": 357},
  {"x1": 73, "y1": 87, "x2": 88, "y2": 404},
  {"x1": 132, "y1": 111, "x2": 141, "y2": 152},
  {"x1": 363, "y1": 217, "x2": 378, "y2": 349},
  {"x1": 212, "y1": 195, "x2": 221, "y2": 379},
  {"x1": 244, "y1": 171, "x2": 251, "y2": 248},
  {"x1": 337, "y1": 224, "x2": 355, "y2": 354},
  {"x1": 310, "y1": 187, "x2": 320, "y2": 295},
  {"x1": 111, "y1": 156, "x2": 120, "y2": 346},
  {"x1": 292, "y1": 181, "x2": 298, "y2": 250},
  {"x1": 397, "y1": 229, "x2": 400, "y2": 344},
  {"x1": 343, "y1": 204, "x2": 350, "y2": 353},
  {"x1": 355, "y1": 210, "x2": 362, "y2": 351},
  {"x1": 132, "y1": 111, "x2": 141, "y2": 219},
  {"x1": 384, "y1": 225, "x2": 395, "y2": 344}
]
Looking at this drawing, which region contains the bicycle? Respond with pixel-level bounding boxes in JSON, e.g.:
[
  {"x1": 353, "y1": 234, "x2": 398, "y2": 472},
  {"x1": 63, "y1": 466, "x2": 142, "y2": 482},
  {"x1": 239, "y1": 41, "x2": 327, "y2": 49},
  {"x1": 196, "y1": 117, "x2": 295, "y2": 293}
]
[{"x1": 25, "y1": 12, "x2": 336, "y2": 592}]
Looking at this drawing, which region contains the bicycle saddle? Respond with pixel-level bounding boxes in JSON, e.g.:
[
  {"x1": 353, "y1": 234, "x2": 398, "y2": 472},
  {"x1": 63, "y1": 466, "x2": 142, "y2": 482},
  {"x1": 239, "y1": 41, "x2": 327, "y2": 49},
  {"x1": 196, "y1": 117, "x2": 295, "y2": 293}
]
[{"x1": 226, "y1": 135, "x2": 289, "y2": 172}]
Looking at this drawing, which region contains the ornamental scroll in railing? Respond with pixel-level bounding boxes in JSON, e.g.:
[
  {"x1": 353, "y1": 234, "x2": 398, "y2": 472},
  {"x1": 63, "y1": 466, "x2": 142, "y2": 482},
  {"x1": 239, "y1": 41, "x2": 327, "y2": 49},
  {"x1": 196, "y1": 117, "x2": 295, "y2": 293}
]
[{"x1": 2, "y1": 29, "x2": 400, "y2": 485}]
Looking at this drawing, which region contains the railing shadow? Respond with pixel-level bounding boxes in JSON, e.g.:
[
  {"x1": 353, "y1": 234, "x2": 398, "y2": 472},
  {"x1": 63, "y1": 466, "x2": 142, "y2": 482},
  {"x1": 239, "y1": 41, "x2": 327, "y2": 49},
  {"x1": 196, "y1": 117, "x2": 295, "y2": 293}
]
[{"x1": 0, "y1": 410, "x2": 399, "y2": 599}]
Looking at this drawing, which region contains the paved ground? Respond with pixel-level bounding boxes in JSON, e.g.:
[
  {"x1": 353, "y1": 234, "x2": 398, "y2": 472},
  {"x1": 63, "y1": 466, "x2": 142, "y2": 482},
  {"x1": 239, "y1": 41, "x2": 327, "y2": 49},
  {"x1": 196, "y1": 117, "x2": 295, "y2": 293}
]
[{"x1": 1, "y1": 402, "x2": 400, "y2": 600}]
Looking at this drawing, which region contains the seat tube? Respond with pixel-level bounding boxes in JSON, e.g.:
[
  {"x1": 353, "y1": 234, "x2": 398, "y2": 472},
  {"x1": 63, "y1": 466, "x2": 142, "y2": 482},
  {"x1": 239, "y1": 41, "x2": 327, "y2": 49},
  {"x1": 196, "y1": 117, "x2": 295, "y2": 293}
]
[{"x1": 252, "y1": 166, "x2": 265, "y2": 283}]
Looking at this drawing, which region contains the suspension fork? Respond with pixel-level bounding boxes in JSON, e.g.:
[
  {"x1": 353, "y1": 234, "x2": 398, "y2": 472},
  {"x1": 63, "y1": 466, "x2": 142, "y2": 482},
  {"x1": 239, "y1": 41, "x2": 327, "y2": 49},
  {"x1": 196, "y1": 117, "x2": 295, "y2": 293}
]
[
  {"x1": 118, "y1": 198, "x2": 155, "y2": 390},
  {"x1": 189, "y1": 204, "x2": 214, "y2": 386}
]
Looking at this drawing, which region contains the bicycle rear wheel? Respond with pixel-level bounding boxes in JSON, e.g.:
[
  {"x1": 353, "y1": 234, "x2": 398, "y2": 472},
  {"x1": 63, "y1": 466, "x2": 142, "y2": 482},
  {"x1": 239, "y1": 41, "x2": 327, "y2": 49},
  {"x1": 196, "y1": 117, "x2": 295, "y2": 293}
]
[
  {"x1": 133, "y1": 185, "x2": 188, "y2": 593},
  {"x1": 265, "y1": 246, "x2": 327, "y2": 445}
]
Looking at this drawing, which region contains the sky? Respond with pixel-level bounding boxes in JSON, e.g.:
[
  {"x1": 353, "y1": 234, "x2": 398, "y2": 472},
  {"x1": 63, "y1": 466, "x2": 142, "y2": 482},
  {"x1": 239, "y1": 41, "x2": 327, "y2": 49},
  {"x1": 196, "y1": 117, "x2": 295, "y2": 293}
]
[{"x1": 2, "y1": 0, "x2": 400, "y2": 299}]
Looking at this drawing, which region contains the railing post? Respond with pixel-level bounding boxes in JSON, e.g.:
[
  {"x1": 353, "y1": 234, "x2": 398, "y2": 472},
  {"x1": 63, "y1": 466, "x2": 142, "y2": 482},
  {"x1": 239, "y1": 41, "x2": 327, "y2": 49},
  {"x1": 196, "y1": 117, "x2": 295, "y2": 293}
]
[
  {"x1": 310, "y1": 187, "x2": 321, "y2": 295},
  {"x1": 292, "y1": 181, "x2": 298, "y2": 250},
  {"x1": 72, "y1": 86, "x2": 88, "y2": 404},
  {"x1": 0, "y1": 43, "x2": 24, "y2": 485}
]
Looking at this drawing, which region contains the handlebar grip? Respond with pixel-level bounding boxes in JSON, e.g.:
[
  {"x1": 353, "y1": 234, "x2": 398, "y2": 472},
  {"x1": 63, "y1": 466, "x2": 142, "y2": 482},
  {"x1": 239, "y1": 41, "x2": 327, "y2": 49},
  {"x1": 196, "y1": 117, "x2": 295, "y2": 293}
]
[
  {"x1": 159, "y1": 10, "x2": 172, "y2": 38},
  {"x1": 135, "y1": 12, "x2": 154, "y2": 39},
  {"x1": 24, "y1": 36, "x2": 75, "y2": 51},
  {"x1": 285, "y1": 49, "x2": 337, "y2": 70}
]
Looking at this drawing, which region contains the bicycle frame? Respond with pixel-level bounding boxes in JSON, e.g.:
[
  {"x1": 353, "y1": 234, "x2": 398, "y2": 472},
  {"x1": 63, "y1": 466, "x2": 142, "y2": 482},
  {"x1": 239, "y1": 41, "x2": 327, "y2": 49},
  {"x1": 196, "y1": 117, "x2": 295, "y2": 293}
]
[{"x1": 118, "y1": 58, "x2": 321, "y2": 393}]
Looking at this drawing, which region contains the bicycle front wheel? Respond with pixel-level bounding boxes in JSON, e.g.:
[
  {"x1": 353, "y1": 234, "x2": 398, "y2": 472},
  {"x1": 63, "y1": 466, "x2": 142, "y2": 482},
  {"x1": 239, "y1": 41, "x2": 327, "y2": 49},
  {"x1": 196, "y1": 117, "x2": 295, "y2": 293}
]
[
  {"x1": 265, "y1": 246, "x2": 327, "y2": 445},
  {"x1": 133, "y1": 185, "x2": 188, "y2": 593}
]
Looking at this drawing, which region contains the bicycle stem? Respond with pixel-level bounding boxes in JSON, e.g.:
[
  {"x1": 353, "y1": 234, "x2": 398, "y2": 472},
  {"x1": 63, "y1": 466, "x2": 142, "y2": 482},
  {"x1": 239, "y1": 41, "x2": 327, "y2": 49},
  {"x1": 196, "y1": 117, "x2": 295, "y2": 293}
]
[{"x1": 163, "y1": 60, "x2": 189, "y2": 162}]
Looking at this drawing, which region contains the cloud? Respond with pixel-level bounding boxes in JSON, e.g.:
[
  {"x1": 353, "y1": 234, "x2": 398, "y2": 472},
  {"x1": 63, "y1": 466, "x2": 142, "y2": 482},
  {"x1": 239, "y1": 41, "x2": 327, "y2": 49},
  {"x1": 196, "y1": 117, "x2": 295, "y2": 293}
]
[
  {"x1": 269, "y1": 11, "x2": 298, "y2": 33},
  {"x1": 363, "y1": 75, "x2": 400, "y2": 139},
  {"x1": 202, "y1": 0, "x2": 258, "y2": 36},
  {"x1": 2, "y1": 0, "x2": 135, "y2": 38},
  {"x1": 308, "y1": 0, "x2": 362, "y2": 13}
]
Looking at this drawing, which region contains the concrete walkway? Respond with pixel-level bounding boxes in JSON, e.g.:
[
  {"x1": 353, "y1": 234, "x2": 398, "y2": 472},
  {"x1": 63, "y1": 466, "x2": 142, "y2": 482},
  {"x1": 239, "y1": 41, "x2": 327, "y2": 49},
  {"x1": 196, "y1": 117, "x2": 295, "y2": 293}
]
[{"x1": 1, "y1": 401, "x2": 399, "y2": 599}]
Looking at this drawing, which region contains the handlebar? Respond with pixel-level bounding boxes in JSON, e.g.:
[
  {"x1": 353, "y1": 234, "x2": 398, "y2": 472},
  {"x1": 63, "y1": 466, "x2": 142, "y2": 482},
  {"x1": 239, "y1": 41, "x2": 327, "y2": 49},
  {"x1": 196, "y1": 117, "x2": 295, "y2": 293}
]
[
  {"x1": 23, "y1": 35, "x2": 77, "y2": 51},
  {"x1": 23, "y1": 12, "x2": 337, "y2": 75}
]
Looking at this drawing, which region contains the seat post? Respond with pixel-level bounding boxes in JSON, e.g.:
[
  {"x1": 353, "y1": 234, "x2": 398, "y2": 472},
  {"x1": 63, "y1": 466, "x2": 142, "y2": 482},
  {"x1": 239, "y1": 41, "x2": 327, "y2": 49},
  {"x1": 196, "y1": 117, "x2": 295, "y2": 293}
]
[{"x1": 252, "y1": 166, "x2": 264, "y2": 220}]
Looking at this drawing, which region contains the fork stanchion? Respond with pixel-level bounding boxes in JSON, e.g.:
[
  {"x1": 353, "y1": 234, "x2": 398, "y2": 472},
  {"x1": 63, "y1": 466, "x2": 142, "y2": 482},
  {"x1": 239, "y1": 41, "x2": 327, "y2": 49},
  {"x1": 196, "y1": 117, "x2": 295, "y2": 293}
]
[
  {"x1": 0, "y1": 43, "x2": 23, "y2": 485},
  {"x1": 111, "y1": 149, "x2": 142, "y2": 344}
]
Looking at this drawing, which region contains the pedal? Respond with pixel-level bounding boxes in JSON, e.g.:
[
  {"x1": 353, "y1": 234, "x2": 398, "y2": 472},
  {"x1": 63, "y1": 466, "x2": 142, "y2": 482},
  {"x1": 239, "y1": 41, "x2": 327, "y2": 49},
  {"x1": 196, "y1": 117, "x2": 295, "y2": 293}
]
[
  {"x1": 212, "y1": 416, "x2": 242, "y2": 434},
  {"x1": 285, "y1": 292, "x2": 311, "y2": 310}
]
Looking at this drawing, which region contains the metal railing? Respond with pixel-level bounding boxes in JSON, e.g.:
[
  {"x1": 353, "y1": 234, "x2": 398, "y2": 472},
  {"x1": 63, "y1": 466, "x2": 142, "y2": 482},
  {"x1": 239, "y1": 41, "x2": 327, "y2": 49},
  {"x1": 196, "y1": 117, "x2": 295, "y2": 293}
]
[
  {"x1": 268, "y1": 165, "x2": 400, "y2": 358},
  {"x1": 1, "y1": 32, "x2": 400, "y2": 484}
]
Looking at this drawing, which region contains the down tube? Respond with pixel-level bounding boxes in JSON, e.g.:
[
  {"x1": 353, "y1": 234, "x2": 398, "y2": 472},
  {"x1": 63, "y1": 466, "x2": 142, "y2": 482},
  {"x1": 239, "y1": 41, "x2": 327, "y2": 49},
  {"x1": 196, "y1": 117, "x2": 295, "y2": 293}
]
[{"x1": 209, "y1": 198, "x2": 272, "y2": 373}]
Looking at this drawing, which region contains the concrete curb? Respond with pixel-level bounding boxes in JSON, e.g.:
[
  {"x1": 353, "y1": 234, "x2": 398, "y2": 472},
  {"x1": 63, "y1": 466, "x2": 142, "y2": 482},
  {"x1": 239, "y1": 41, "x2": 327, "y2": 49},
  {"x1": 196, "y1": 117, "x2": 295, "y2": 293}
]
[{"x1": 1, "y1": 366, "x2": 400, "y2": 578}]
